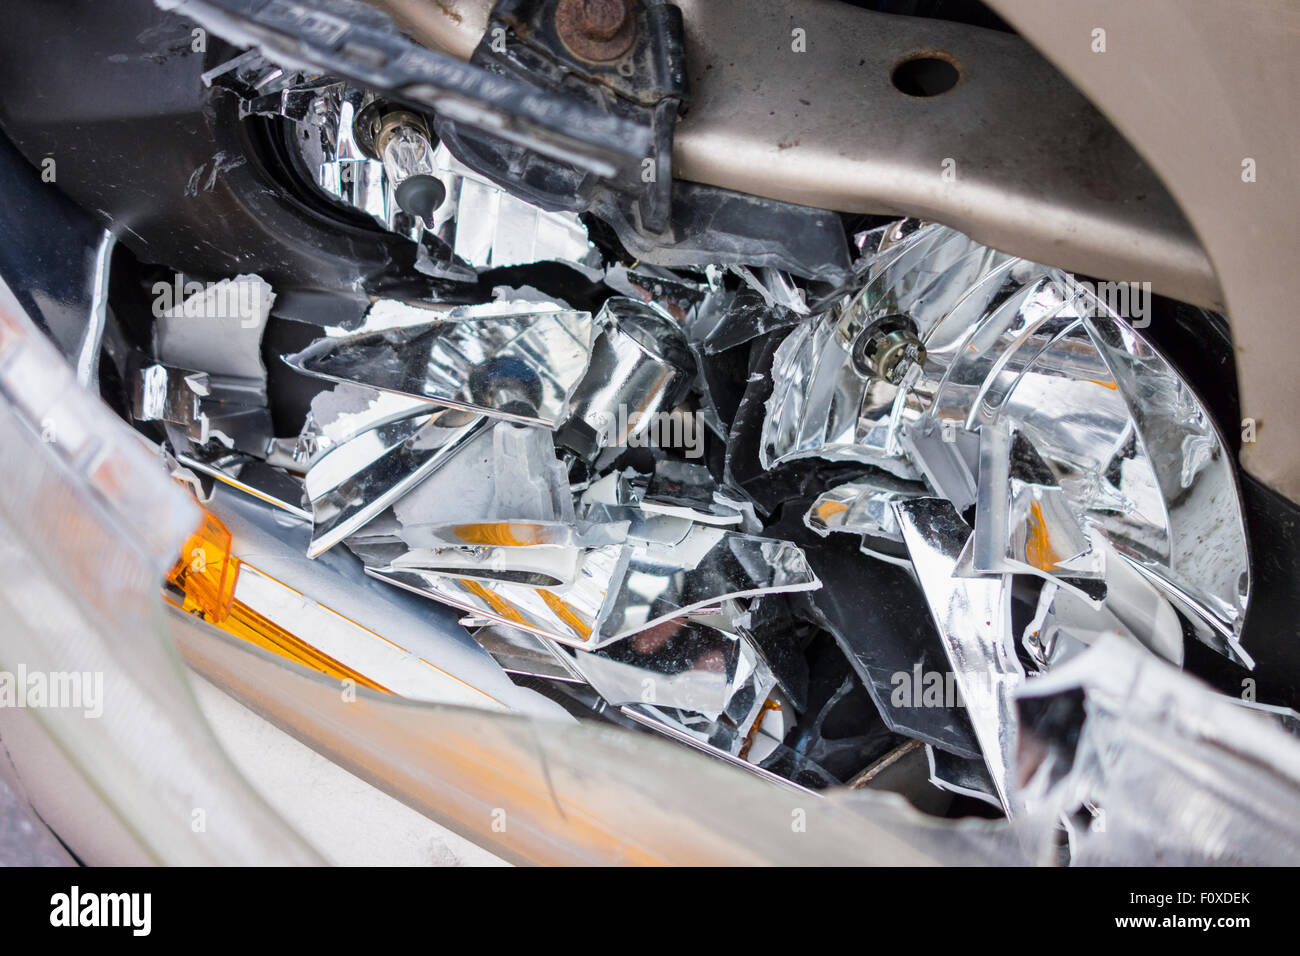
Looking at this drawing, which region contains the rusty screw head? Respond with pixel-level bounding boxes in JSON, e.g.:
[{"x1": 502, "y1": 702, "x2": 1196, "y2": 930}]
[
  {"x1": 556, "y1": 0, "x2": 637, "y2": 62},
  {"x1": 577, "y1": 0, "x2": 628, "y2": 40}
]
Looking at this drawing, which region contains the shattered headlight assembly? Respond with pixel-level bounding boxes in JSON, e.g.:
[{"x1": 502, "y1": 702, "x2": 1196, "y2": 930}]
[
  {"x1": 0, "y1": 268, "x2": 1006, "y2": 865},
  {"x1": 2, "y1": 0, "x2": 1294, "y2": 865},
  {"x1": 12, "y1": 178, "x2": 1300, "y2": 865},
  {"x1": 0, "y1": 277, "x2": 985, "y2": 865}
]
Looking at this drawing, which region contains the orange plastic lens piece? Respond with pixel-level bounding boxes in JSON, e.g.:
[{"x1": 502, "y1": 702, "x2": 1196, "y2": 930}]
[
  {"x1": 167, "y1": 510, "x2": 240, "y2": 623},
  {"x1": 220, "y1": 599, "x2": 389, "y2": 693},
  {"x1": 1024, "y1": 500, "x2": 1062, "y2": 572},
  {"x1": 452, "y1": 522, "x2": 549, "y2": 546},
  {"x1": 165, "y1": 505, "x2": 388, "y2": 693},
  {"x1": 813, "y1": 500, "x2": 848, "y2": 523}
]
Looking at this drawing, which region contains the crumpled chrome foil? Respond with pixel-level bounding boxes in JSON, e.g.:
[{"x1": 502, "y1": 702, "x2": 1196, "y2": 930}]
[
  {"x1": 284, "y1": 300, "x2": 597, "y2": 428},
  {"x1": 763, "y1": 221, "x2": 1251, "y2": 665},
  {"x1": 304, "y1": 406, "x2": 488, "y2": 557},
  {"x1": 568, "y1": 617, "x2": 775, "y2": 723},
  {"x1": 805, "y1": 471, "x2": 926, "y2": 544},
  {"x1": 134, "y1": 274, "x2": 276, "y2": 455},
  {"x1": 762, "y1": 224, "x2": 1010, "y2": 476},
  {"x1": 556, "y1": 297, "x2": 697, "y2": 462},
  {"x1": 287, "y1": 73, "x2": 598, "y2": 273},
  {"x1": 895, "y1": 497, "x2": 1025, "y2": 814},
  {"x1": 1015, "y1": 635, "x2": 1300, "y2": 865},
  {"x1": 131, "y1": 173, "x2": 1280, "y2": 838},
  {"x1": 359, "y1": 522, "x2": 818, "y2": 651},
  {"x1": 634, "y1": 460, "x2": 744, "y2": 526},
  {"x1": 424, "y1": 143, "x2": 597, "y2": 271}
]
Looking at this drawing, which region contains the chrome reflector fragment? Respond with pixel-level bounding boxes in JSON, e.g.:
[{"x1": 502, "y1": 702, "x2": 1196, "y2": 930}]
[
  {"x1": 304, "y1": 408, "x2": 488, "y2": 557},
  {"x1": 1015, "y1": 636, "x2": 1300, "y2": 864},
  {"x1": 284, "y1": 300, "x2": 597, "y2": 427},
  {"x1": 764, "y1": 221, "x2": 1251, "y2": 664},
  {"x1": 895, "y1": 497, "x2": 1025, "y2": 814}
]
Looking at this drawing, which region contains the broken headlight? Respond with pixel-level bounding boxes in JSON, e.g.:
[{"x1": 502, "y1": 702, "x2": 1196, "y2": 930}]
[{"x1": 2, "y1": 0, "x2": 1298, "y2": 866}]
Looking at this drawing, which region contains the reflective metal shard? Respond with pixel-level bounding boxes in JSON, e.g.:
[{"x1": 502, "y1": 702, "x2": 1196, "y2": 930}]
[
  {"x1": 895, "y1": 497, "x2": 1024, "y2": 814},
  {"x1": 556, "y1": 297, "x2": 697, "y2": 461},
  {"x1": 1016, "y1": 635, "x2": 1300, "y2": 864},
  {"x1": 764, "y1": 221, "x2": 1251, "y2": 665},
  {"x1": 805, "y1": 472, "x2": 926, "y2": 543},
  {"x1": 284, "y1": 301, "x2": 597, "y2": 428},
  {"x1": 305, "y1": 409, "x2": 488, "y2": 558}
]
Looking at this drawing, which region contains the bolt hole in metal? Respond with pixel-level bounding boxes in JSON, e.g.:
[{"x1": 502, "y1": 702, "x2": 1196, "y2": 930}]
[{"x1": 891, "y1": 53, "x2": 961, "y2": 97}]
